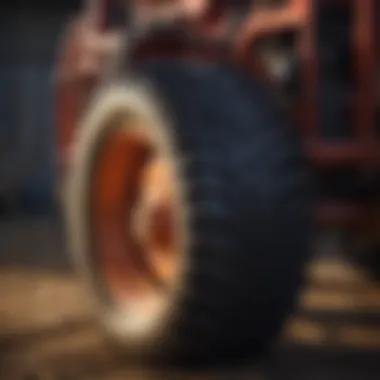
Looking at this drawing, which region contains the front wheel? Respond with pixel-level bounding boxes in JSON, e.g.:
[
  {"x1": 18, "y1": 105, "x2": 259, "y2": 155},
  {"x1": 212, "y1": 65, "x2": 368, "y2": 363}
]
[{"x1": 64, "y1": 59, "x2": 313, "y2": 366}]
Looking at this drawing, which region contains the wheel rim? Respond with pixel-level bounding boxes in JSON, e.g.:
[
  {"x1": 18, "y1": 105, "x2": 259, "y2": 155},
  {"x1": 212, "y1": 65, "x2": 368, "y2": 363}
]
[{"x1": 91, "y1": 118, "x2": 179, "y2": 314}]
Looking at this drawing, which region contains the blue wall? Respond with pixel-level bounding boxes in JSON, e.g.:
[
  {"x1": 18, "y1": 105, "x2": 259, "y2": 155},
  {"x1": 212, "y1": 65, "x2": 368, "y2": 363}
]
[{"x1": 0, "y1": 9, "x2": 74, "y2": 214}]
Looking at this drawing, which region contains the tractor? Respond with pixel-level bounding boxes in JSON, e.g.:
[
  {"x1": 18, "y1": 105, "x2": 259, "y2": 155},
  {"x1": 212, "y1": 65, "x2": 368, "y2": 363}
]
[{"x1": 55, "y1": 0, "x2": 379, "y2": 366}]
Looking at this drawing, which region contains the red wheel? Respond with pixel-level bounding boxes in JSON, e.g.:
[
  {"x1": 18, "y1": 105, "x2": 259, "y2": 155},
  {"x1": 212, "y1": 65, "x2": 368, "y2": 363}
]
[{"x1": 92, "y1": 127, "x2": 179, "y2": 306}]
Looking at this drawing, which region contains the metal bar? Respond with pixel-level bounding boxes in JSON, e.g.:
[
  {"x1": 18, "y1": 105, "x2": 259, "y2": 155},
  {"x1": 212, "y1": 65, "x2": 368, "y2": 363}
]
[
  {"x1": 297, "y1": 0, "x2": 318, "y2": 139},
  {"x1": 353, "y1": 0, "x2": 376, "y2": 145},
  {"x1": 235, "y1": 1, "x2": 305, "y2": 63},
  {"x1": 315, "y1": 200, "x2": 366, "y2": 227},
  {"x1": 305, "y1": 141, "x2": 380, "y2": 166}
]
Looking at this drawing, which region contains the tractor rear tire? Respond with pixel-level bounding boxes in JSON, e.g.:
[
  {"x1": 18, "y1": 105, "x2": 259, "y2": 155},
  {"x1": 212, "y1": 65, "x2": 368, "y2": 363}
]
[{"x1": 64, "y1": 59, "x2": 313, "y2": 366}]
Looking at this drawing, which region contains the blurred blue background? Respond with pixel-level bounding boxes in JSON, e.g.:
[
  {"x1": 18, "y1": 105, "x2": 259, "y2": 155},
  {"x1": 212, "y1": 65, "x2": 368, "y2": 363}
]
[{"x1": 0, "y1": 5, "x2": 79, "y2": 216}]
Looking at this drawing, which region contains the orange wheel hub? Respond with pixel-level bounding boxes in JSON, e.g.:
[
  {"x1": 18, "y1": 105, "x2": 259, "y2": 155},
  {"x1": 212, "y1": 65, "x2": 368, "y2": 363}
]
[{"x1": 91, "y1": 123, "x2": 179, "y2": 307}]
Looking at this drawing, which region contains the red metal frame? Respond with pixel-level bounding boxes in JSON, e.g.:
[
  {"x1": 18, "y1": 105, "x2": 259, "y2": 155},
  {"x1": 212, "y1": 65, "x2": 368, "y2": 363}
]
[
  {"x1": 57, "y1": 0, "x2": 379, "y2": 227},
  {"x1": 306, "y1": 0, "x2": 377, "y2": 168},
  {"x1": 304, "y1": 0, "x2": 377, "y2": 226},
  {"x1": 232, "y1": 0, "x2": 378, "y2": 226}
]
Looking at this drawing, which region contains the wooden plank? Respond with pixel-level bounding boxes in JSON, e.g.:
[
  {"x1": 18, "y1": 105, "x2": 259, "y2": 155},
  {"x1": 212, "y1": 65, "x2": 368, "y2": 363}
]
[
  {"x1": 306, "y1": 257, "x2": 376, "y2": 288},
  {"x1": 0, "y1": 270, "x2": 93, "y2": 337},
  {"x1": 299, "y1": 286, "x2": 380, "y2": 312},
  {"x1": 284, "y1": 317, "x2": 380, "y2": 349}
]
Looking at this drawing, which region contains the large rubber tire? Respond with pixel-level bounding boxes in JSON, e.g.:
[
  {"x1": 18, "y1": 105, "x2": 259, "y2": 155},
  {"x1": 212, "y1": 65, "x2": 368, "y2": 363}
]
[{"x1": 64, "y1": 59, "x2": 313, "y2": 366}]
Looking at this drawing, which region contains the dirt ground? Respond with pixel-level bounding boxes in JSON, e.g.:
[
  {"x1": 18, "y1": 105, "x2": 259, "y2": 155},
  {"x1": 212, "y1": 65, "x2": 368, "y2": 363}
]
[{"x1": 1, "y1": 217, "x2": 380, "y2": 379}]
